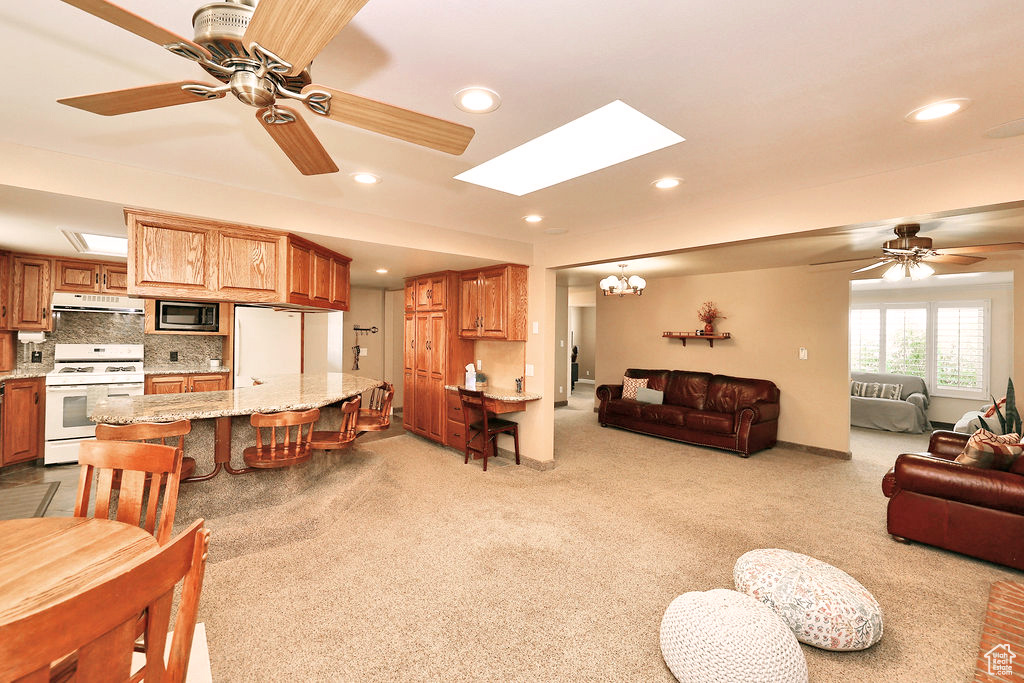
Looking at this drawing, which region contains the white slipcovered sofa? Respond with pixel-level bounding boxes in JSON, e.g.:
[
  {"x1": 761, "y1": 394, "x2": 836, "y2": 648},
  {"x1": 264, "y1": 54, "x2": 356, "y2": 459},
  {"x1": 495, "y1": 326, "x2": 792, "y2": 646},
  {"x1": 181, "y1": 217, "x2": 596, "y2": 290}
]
[{"x1": 850, "y1": 371, "x2": 931, "y2": 433}]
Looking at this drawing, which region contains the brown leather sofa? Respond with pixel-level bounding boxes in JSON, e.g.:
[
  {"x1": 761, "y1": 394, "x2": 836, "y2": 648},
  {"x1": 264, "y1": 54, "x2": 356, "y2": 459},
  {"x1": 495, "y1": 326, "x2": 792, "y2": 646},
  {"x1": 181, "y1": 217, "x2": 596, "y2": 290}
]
[
  {"x1": 595, "y1": 369, "x2": 780, "y2": 456},
  {"x1": 882, "y1": 430, "x2": 1024, "y2": 570}
]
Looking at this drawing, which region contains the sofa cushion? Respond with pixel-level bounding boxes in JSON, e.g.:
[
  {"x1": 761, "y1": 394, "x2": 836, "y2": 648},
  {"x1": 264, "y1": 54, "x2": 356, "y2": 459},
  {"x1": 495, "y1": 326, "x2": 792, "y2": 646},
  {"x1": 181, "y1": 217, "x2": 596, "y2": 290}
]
[
  {"x1": 879, "y1": 383, "x2": 903, "y2": 400},
  {"x1": 635, "y1": 387, "x2": 664, "y2": 404},
  {"x1": 663, "y1": 371, "x2": 712, "y2": 409},
  {"x1": 641, "y1": 404, "x2": 690, "y2": 426},
  {"x1": 955, "y1": 428, "x2": 1023, "y2": 470},
  {"x1": 624, "y1": 369, "x2": 670, "y2": 392},
  {"x1": 851, "y1": 381, "x2": 882, "y2": 398},
  {"x1": 706, "y1": 375, "x2": 780, "y2": 413},
  {"x1": 622, "y1": 376, "x2": 648, "y2": 400},
  {"x1": 686, "y1": 410, "x2": 735, "y2": 434},
  {"x1": 606, "y1": 399, "x2": 645, "y2": 419}
]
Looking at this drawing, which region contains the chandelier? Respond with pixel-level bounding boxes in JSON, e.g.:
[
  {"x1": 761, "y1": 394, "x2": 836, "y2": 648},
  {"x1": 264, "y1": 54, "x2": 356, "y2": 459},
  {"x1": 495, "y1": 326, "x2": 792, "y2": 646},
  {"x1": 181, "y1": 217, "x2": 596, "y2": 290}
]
[
  {"x1": 599, "y1": 264, "x2": 647, "y2": 296},
  {"x1": 881, "y1": 255, "x2": 935, "y2": 282}
]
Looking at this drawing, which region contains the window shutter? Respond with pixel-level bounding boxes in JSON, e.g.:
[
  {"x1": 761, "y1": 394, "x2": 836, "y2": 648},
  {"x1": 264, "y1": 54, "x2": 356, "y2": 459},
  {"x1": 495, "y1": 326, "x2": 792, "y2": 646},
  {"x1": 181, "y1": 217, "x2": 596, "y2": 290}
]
[
  {"x1": 935, "y1": 305, "x2": 985, "y2": 392},
  {"x1": 849, "y1": 308, "x2": 881, "y2": 373}
]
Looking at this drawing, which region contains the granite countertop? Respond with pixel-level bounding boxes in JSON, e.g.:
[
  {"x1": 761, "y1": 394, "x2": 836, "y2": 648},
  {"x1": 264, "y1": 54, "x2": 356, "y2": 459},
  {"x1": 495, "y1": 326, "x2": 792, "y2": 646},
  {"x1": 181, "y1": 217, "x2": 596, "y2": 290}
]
[
  {"x1": 444, "y1": 384, "x2": 543, "y2": 401},
  {"x1": 0, "y1": 368, "x2": 50, "y2": 381},
  {"x1": 145, "y1": 366, "x2": 231, "y2": 375},
  {"x1": 90, "y1": 373, "x2": 382, "y2": 425}
]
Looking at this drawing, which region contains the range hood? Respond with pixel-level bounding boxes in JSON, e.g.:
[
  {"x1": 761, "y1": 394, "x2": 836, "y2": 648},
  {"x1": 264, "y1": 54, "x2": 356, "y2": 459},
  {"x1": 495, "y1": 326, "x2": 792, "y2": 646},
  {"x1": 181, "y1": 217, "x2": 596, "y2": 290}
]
[{"x1": 51, "y1": 292, "x2": 144, "y2": 314}]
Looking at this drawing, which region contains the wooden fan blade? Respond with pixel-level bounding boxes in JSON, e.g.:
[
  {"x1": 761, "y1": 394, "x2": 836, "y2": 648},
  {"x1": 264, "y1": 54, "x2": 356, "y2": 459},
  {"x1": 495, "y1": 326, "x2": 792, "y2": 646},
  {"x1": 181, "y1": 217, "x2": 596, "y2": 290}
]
[
  {"x1": 922, "y1": 253, "x2": 985, "y2": 265},
  {"x1": 935, "y1": 242, "x2": 1024, "y2": 255},
  {"x1": 810, "y1": 255, "x2": 879, "y2": 267},
  {"x1": 60, "y1": 0, "x2": 211, "y2": 59},
  {"x1": 257, "y1": 106, "x2": 339, "y2": 176},
  {"x1": 851, "y1": 260, "x2": 891, "y2": 273},
  {"x1": 58, "y1": 82, "x2": 225, "y2": 116},
  {"x1": 243, "y1": 0, "x2": 370, "y2": 77},
  {"x1": 303, "y1": 85, "x2": 475, "y2": 155}
]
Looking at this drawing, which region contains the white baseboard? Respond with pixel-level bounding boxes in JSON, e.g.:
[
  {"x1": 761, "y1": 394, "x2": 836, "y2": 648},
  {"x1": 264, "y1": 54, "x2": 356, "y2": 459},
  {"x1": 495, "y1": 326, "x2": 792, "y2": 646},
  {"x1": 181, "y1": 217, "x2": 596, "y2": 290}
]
[{"x1": 576, "y1": 379, "x2": 595, "y2": 385}]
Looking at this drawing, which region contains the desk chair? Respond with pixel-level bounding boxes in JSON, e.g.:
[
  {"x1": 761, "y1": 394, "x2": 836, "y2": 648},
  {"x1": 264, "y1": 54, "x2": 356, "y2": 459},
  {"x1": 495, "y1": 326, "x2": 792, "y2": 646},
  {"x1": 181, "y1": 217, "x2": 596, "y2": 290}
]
[{"x1": 458, "y1": 388, "x2": 521, "y2": 472}]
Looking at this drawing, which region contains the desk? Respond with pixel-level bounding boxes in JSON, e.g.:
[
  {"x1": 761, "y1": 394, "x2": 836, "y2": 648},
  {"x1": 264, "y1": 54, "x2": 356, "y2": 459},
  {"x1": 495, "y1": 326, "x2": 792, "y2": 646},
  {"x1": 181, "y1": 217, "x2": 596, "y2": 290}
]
[{"x1": 0, "y1": 517, "x2": 158, "y2": 625}]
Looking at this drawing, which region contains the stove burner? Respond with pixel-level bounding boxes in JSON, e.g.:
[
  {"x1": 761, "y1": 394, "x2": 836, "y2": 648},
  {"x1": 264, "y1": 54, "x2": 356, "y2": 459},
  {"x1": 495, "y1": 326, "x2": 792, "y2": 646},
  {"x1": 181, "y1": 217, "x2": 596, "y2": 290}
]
[
  {"x1": 59, "y1": 367, "x2": 95, "y2": 373},
  {"x1": 105, "y1": 366, "x2": 137, "y2": 372}
]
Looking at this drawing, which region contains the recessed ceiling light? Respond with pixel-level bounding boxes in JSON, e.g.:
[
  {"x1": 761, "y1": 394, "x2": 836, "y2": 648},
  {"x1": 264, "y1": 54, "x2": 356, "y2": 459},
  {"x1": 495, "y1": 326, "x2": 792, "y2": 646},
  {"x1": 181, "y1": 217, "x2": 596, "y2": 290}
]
[
  {"x1": 523, "y1": 215, "x2": 543, "y2": 223},
  {"x1": 653, "y1": 177, "x2": 681, "y2": 189},
  {"x1": 454, "y1": 87, "x2": 501, "y2": 114},
  {"x1": 455, "y1": 100, "x2": 685, "y2": 196},
  {"x1": 351, "y1": 172, "x2": 381, "y2": 184},
  {"x1": 375, "y1": 268, "x2": 389, "y2": 274},
  {"x1": 544, "y1": 228, "x2": 568, "y2": 235},
  {"x1": 905, "y1": 98, "x2": 971, "y2": 123}
]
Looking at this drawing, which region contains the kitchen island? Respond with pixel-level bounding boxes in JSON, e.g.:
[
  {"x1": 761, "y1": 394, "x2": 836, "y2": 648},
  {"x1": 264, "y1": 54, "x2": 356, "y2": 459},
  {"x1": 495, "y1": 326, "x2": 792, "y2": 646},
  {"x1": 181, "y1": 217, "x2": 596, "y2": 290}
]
[{"x1": 90, "y1": 373, "x2": 382, "y2": 479}]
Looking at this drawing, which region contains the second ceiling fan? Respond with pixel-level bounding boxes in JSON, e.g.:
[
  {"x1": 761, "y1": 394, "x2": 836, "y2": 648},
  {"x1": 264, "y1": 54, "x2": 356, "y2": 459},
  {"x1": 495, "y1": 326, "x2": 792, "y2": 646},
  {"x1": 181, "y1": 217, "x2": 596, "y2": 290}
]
[{"x1": 57, "y1": 0, "x2": 476, "y2": 175}]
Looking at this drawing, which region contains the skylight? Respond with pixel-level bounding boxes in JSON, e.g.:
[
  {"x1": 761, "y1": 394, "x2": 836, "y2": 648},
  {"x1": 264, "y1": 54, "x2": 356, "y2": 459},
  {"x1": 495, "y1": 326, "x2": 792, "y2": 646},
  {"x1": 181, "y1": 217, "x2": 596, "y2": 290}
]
[
  {"x1": 454, "y1": 100, "x2": 685, "y2": 196},
  {"x1": 63, "y1": 230, "x2": 128, "y2": 257}
]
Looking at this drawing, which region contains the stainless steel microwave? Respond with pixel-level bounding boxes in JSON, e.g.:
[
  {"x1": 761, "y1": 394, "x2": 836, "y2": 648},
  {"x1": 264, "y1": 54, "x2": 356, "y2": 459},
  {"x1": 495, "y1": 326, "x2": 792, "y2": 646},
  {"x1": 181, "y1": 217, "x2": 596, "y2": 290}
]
[{"x1": 155, "y1": 300, "x2": 219, "y2": 332}]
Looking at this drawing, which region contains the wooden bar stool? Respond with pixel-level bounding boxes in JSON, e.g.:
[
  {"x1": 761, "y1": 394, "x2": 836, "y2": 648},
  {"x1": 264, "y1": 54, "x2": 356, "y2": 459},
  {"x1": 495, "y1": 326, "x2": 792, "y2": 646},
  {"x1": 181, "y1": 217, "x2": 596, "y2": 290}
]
[
  {"x1": 243, "y1": 408, "x2": 320, "y2": 469},
  {"x1": 458, "y1": 388, "x2": 521, "y2": 472},
  {"x1": 94, "y1": 420, "x2": 212, "y2": 482},
  {"x1": 356, "y1": 382, "x2": 395, "y2": 434},
  {"x1": 310, "y1": 396, "x2": 362, "y2": 450}
]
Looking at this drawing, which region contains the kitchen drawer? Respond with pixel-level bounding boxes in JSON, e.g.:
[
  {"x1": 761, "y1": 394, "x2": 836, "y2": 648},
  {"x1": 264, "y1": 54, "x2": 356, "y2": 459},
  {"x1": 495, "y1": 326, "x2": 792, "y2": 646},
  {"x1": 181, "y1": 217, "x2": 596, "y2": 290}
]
[
  {"x1": 446, "y1": 418, "x2": 466, "y2": 453},
  {"x1": 446, "y1": 388, "x2": 464, "y2": 421}
]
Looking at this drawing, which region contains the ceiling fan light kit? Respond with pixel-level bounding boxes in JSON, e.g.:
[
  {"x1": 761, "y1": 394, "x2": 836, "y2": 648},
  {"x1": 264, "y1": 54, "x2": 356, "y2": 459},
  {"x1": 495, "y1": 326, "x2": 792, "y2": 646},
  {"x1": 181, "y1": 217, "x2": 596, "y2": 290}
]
[{"x1": 56, "y1": 0, "x2": 476, "y2": 175}]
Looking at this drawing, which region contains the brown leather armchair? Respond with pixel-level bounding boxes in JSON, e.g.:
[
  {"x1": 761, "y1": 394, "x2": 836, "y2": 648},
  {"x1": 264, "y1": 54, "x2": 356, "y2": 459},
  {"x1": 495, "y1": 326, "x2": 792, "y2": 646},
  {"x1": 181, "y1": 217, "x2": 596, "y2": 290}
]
[{"x1": 882, "y1": 430, "x2": 1024, "y2": 570}]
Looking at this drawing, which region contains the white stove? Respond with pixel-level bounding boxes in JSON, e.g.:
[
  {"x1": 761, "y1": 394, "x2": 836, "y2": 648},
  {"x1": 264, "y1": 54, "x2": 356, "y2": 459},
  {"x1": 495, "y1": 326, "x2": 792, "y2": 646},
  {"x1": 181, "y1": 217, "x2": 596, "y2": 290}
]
[{"x1": 44, "y1": 344, "x2": 145, "y2": 464}]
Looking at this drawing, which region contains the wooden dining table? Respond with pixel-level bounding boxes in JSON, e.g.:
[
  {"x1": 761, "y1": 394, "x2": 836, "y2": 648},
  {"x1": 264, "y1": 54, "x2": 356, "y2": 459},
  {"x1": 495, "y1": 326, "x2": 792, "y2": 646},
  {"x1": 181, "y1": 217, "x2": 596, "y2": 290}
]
[{"x1": 0, "y1": 517, "x2": 158, "y2": 625}]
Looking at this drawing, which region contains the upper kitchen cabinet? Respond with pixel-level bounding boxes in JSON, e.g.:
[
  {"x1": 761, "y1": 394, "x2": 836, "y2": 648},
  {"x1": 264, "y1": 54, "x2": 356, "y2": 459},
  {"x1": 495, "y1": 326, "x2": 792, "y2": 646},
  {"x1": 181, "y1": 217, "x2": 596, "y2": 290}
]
[
  {"x1": 459, "y1": 264, "x2": 528, "y2": 341},
  {"x1": 285, "y1": 235, "x2": 351, "y2": 311},
  {"x1": 54, "y1": 259, "x2": 129, "y2": 295},
  {"x1": 125, "y1": 209, "x2": 350, "y2": 310},
  {"x1": 12, "y1": 255, "x2": 52, "y2": 331},
  {"x1": 415, "y1": 274, "x2": 446, "y2": 311},
  {"x1": 0, "y1": 251, "x2": 11, "y2": 329}
]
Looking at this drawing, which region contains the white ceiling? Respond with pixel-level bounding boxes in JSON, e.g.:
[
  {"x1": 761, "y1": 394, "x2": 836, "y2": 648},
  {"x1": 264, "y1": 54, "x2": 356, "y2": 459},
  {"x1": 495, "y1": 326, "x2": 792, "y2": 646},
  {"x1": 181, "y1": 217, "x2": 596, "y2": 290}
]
[{"x1": 3, "y1": 0, "x2": 1024, "y2": 248}]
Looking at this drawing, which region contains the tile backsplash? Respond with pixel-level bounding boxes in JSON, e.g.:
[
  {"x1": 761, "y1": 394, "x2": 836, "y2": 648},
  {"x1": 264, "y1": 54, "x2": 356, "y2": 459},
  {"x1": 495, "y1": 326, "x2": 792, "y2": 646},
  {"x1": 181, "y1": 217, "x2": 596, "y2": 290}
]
[{"x1": 15, "y1": 311, "x2": 224, "y2": 371}]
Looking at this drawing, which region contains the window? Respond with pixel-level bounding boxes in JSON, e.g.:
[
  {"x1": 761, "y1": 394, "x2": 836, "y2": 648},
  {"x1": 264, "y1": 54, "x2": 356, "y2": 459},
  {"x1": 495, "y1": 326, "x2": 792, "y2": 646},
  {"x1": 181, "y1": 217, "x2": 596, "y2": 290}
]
[{"x1": 850, "y1": 301, "x2": 989, "y2": 398}]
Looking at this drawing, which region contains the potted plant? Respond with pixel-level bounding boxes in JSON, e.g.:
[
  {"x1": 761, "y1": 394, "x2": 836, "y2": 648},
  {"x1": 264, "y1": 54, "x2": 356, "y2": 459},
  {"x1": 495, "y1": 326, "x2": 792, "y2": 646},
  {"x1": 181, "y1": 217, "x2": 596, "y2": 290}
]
[
  {"x1": 984, "y1": 378, "x2": 1022, "y2": 435},
  {"x1": 697, "y1": 301, "x2": 725, "y2": 335}
]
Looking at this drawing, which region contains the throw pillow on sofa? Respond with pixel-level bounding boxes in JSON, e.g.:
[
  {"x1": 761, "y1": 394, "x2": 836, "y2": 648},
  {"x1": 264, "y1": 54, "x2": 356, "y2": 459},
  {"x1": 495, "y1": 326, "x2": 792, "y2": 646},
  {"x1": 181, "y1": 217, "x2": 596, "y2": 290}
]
[
  {"x1": 879, "y1": 383, "x2": 903, "y2": 400},
  {"x1": 635, "y1": 387, "x2": 664, "y2": 404},
  {"x1": 622, "y1": 376, "x2": 648, "y2": 400},
  {"x1": 955, "y1": 428, "x2": 1024, "y2": 470},
  {"x1": 850, "y1": 381, "x2": 882, "y2": 398}
]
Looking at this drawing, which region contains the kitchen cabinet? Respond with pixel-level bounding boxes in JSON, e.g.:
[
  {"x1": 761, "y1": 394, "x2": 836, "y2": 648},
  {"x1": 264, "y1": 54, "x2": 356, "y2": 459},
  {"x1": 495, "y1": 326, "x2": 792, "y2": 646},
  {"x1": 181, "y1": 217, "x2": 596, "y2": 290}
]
[
  {"x1": 459, "y1": 264, "x2": 528, "y2": 341},
  {"x1": 415, "y1": 274, "x2": 446, "y2": 311},
  {"x1": 11, "y1": 255, "x2": 52, "y2": 331},
  {"x1": 0, "y1": 333, "x2": 14, "y2": 372},
  {"x1": 0, "y1": 252, "x2": 10, "y2": 330},
  {"x1": 126, "y1": 209, "x2": 350, "y2": 309},
  {"x1": 54, "y1": 259, "x2": 129, "y2": 295},
  {"x1": 144, "y1": 373, "x2": 228, "y2": 394},
  {"x1": 402, "y1": 271, "x2": 473, "y2": 446},
  {"x1": 1, "y1": 377, "x2": 44, "y2": 465}
]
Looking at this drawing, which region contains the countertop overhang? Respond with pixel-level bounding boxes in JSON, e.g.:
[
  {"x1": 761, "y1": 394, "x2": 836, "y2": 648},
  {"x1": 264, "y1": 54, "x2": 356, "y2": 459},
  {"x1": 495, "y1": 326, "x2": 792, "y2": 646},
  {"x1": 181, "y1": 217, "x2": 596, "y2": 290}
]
[
  {"x1": 90, "y1": 373, "x2": 382, "y2": 425},
  {"x1": 444, "y1": 384, "x2": 542, "y2": 402}
]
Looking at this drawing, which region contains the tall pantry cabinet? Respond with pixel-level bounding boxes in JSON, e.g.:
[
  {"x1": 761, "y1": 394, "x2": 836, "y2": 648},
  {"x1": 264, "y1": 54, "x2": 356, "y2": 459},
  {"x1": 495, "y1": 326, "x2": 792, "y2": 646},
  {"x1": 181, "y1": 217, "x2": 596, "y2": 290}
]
[{"x1": 403, "y1": 272, "x2": 473, "y2": 443}]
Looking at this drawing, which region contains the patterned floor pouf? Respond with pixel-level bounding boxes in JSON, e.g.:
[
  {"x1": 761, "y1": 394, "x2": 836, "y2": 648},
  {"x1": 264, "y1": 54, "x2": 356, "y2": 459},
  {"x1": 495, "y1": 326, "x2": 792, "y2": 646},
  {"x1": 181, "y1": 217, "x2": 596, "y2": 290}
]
[
  {"x1": 734, "y1": 548, "x2": 883, "y2": 651},
  {"x1": 659, "y1": 589, "x2": 808, "y2": 683}
]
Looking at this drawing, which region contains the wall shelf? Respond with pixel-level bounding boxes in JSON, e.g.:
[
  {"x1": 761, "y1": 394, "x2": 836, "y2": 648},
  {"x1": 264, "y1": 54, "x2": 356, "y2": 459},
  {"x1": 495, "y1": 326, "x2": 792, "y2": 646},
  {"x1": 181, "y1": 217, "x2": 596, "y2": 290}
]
[{"x1": 662, "y1": 331, "x2": 732, "y2": 347}]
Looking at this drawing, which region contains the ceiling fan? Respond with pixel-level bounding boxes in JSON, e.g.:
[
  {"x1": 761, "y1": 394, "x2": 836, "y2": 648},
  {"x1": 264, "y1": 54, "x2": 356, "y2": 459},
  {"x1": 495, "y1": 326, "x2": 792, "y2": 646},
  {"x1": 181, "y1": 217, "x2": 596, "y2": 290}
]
[
  {"x1": 55, "y1": 0, "x2": 475, "y2": 175},
  {"x1": 811, "y1": 223, "x2": 1024, "y2": 281}
]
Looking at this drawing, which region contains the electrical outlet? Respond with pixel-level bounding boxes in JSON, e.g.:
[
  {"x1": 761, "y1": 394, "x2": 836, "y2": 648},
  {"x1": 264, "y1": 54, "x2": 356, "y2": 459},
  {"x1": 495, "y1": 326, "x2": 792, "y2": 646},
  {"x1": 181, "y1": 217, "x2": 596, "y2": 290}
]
[
  {"x1": 560, "y1": 385, "x2": 564, "y2": 393},
  {"x1": 532, "y1": 321, "x2": 539, "y2": 334},
  {"x1": 525, "y1": 364, "x2": 535, "y2": 377},
  {"x1": 359, "y1": 347, "x2": 368, "y2": 356},
  {"x1": 30, "y1": 351, "x2": 42, "y2": 363},
  {"x1": 170, "y1": 351, "x2": 179, "y2": 362},
  {"x1": 476, "y1": 359, "x2": 482, "y2": 371},
  {"x1": 799, "y1": 347, "x2": 808, "y2": 360},
  {"x1": 586, "y1": 370, "x2": 590, "y2": 376},
  {"x1": 560, "y1": 340, "x2": 565, "y2": 347}
]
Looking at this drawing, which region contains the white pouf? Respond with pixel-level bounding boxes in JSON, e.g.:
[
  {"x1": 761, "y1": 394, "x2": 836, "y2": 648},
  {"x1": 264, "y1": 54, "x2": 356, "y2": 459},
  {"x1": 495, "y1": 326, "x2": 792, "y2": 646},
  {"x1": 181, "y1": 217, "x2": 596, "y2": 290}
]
[
  {"x1": 659, "y1": 589, "x2": 808, "y2": 683},
  {"x1": 734, "y1": 548, "x2": 883, "y2": 651}
]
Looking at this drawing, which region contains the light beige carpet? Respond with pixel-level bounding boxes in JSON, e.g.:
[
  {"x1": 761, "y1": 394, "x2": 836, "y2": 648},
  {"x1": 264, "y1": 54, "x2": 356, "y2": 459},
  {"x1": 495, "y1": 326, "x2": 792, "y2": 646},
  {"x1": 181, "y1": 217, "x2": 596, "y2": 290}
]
[{"x1": 173, "y1": 406, "x2": 1020, "y2": 681}]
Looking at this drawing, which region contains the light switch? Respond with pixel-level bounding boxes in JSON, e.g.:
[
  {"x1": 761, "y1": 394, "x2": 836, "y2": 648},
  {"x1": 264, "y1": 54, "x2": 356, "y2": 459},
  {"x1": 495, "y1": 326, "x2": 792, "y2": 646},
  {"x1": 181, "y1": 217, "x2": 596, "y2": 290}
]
[
  {"x1": 560, "y1": 386, "x2": 564, "y2": 393},
  {"x1": 532, "y1": 321, "x2": 539, "y2": 334},
  {"x1": 525, "y1": 364, "x2": 535, "y2": 376},
  {"x1": 560, "y1": 340, "x2": 565, "y2": 347},
  {"x1": 799, "y1": 347, "x2": 808, "y2": 360},
  {"x1": 360, "y1": 347, "x2": 368, "y2": 357}
]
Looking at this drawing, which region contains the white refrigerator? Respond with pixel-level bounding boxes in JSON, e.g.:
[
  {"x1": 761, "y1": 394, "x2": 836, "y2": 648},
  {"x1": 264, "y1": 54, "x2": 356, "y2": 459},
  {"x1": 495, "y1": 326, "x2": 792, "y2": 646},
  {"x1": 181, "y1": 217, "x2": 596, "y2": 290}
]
[{"x1": 233, "y1": 306, "x2": 302, "y2": 384}]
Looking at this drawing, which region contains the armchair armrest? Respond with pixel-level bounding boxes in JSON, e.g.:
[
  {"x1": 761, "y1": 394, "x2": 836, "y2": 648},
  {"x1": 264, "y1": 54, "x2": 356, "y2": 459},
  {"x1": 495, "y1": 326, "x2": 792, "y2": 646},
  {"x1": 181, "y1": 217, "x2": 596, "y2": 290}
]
[
  {"x1": 906, "y1": 391, "x2": 928, "y2": 412},
  {"x1": 927, "y1": 430, "x2": 969, "y2": 459},
  {"x1": 738, "y1": 401, "x2": 779, "y2": 424},
  {"x1": 893, "y1": 453, "x2": 1024, "y2": 515},
  {"x1": 596, "y1": 384, "x2": 622, "y2": 403}
]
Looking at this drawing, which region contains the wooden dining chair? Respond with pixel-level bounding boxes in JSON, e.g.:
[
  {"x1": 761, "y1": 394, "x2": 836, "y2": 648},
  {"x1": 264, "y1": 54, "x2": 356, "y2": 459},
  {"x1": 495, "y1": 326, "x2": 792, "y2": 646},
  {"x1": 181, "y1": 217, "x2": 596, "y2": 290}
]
[
  {"x1": 243, "y1": 408, "x2": 321, "y2": 468},
  {"x1": 0, "y1": 519, "x2": 211, "y2": 683},
  {"x1": 310, "y1": 396, "x2": 362, "y2": 450},
  {"x1": 458, "y1": 388, "x2": 521, "y2": 472},
  {"x1": 95, "y1": 419, "x2": 209, "y2": 482},
  {"x1": 76, "y1": 440, "x2": 184, "y2": 546},
  {"x1": 356, "y1": 382, "x2": 395, "y2": 434}
]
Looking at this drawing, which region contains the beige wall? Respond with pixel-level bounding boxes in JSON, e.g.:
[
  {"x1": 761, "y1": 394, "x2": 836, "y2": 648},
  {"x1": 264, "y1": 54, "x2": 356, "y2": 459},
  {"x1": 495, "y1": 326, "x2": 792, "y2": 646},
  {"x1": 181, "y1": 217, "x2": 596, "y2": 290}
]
[
  {"x1": 596, "y1": 265, "x2": 851, "y2": 453},
  {"x1": 342, "y1": 287, "x2": 386, "y2": 380},
  {"x1": 554, "y1": 285, "x2": 568, "y2": 403},
  {"x1": 384, "y1": 289, "x2": 405, "y2": 408}
]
